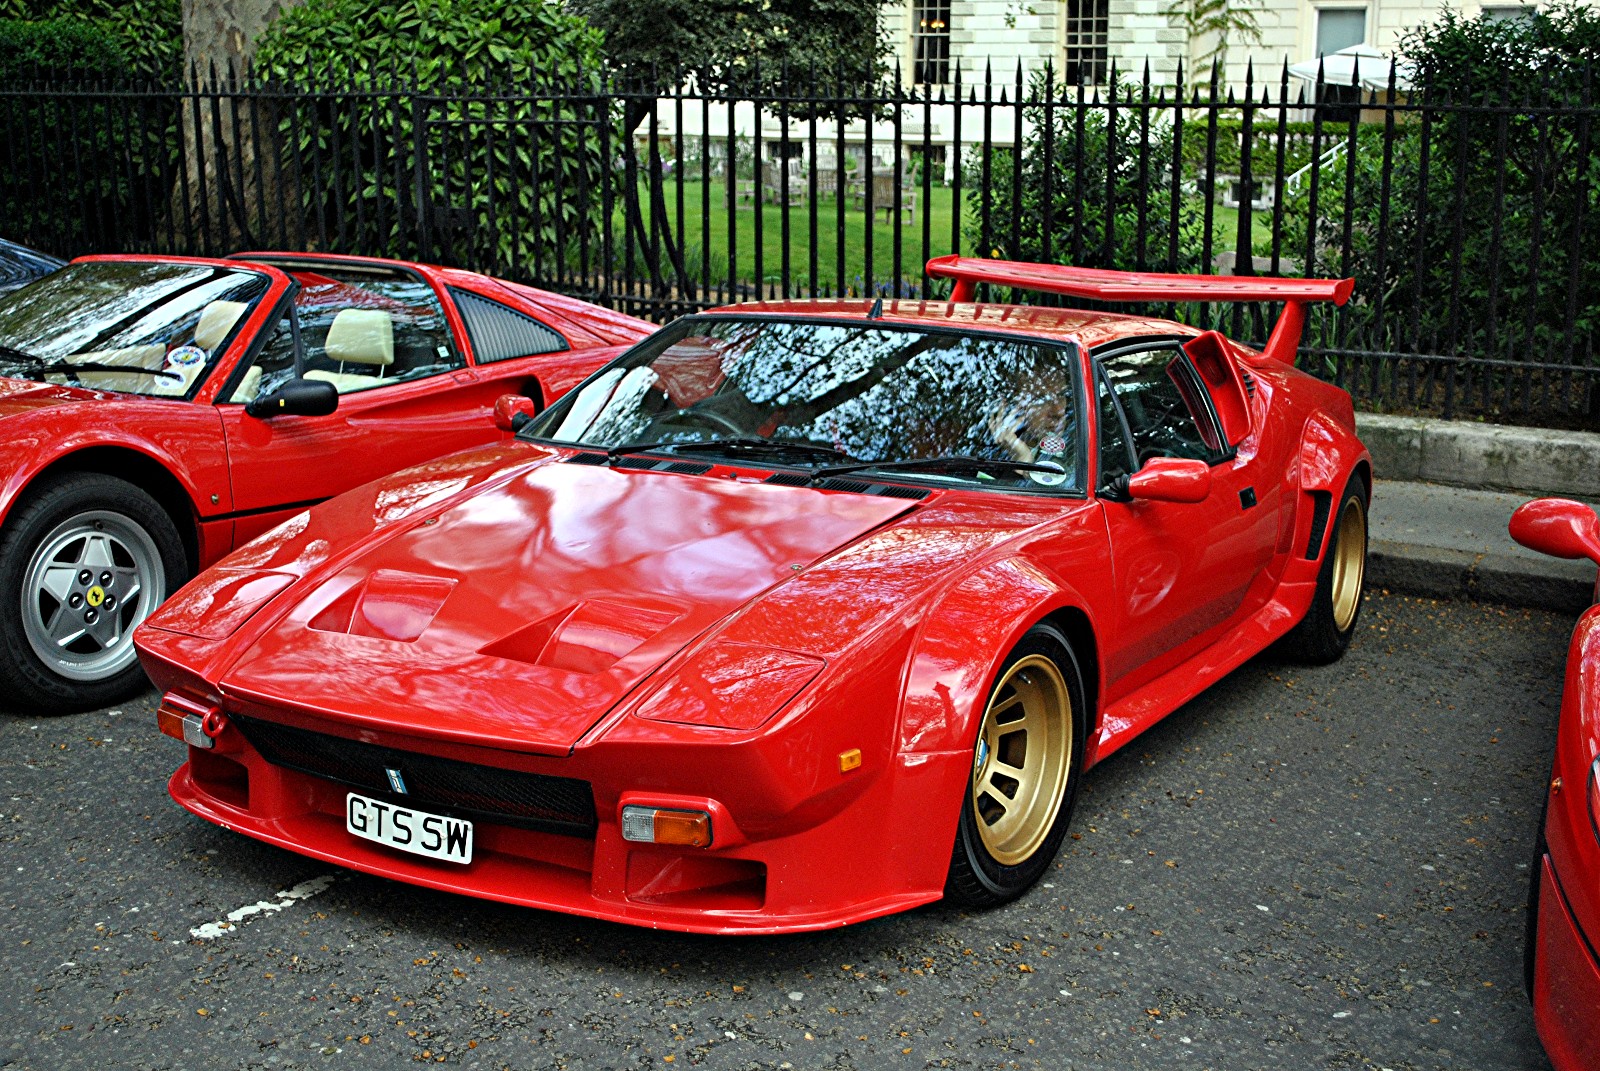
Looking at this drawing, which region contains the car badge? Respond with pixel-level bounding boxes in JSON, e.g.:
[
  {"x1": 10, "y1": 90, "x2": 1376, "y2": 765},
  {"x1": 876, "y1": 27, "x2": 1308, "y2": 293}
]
[{"x1": 385, "y1": 767, "x2": 408, "y2": 795}]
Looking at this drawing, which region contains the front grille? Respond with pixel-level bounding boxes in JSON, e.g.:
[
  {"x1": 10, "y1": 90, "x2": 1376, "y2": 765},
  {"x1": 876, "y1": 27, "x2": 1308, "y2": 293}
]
[{"x1": 231, "y1": 713, "x2": 597, "y2": 836}]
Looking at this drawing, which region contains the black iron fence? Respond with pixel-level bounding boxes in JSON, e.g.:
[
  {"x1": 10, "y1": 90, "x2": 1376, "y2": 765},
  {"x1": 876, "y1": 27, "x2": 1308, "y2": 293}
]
[{"x1": 3, "y1": 65, "x2": 1597, "y2": 423}]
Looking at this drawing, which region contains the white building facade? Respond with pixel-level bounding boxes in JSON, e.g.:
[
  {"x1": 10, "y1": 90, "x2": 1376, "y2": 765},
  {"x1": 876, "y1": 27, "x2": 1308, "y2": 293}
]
[{"x1": 886, "y1": 0, "x2": 1555, "y2": 91}]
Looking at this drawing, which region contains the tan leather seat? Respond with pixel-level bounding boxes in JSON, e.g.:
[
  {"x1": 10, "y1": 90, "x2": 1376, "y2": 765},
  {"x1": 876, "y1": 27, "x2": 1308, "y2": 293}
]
[
  {"x1": 305, "y1": 309, "x2": 394, "y2": 394},
  {"x1": 52, "y1": 344, "x2": 167, "y2": 392}
]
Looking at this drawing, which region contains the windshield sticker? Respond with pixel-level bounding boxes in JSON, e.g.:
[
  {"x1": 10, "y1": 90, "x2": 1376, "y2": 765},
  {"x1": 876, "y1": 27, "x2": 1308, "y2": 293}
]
[{"x1": 167, "y1": 344, "x2": 207, "y2": 367}]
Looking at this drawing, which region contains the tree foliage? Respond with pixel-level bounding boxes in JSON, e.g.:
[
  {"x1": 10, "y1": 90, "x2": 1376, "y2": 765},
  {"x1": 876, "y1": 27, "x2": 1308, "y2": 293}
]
[
  {"x1": 0, "y1": 0, "x2": 181, "y2": 82},
  {"x1": 252, "y1": 0, "x2": 609, "y2": 271},
  {"x1": 568, "y1": 0, "x2": 890, "y2": 112},
  {"x1": 963, "y1": 80, "x2": 1207, "y2": 278},
  {"x1": 1279, "y1": 2, "x2": 1600, "y2": 413}
]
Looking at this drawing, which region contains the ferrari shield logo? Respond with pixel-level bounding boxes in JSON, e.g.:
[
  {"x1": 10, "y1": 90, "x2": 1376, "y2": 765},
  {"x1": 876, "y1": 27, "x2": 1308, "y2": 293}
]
[
  {"x1": 385, "y1": 767, "x2": 408, "y2": 795},
  {"x1": 86, "y1": 585, "x2": 105, "y2": 608}
]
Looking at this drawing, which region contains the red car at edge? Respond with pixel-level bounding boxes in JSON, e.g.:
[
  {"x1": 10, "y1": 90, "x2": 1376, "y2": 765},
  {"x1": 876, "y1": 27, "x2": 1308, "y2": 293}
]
[
  {"x1": 1511, "y1": 498, "x2": 1600, "y2": 1069},
  {"x1": 137, "y1": 257, "x2": 1370, "y2": 934},
  {"x1": 0, "y1": 251, "x2": 649, "y2": 711}
]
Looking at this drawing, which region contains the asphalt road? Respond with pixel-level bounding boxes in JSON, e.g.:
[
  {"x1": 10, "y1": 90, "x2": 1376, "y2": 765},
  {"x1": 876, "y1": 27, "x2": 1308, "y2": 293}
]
[{"x1": 0, "y1": 591, "x2": 1573, "y2": 1071}]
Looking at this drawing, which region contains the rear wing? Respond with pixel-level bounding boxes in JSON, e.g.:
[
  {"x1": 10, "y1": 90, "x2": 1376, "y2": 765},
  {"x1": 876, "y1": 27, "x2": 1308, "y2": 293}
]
[{"x1": 925, "y1": 255, "x2": 1354, "y2": 366}]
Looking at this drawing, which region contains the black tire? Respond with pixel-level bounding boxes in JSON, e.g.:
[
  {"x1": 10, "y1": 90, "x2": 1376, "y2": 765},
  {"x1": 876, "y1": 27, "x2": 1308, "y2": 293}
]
[
  {"x1": 946, "y1": 623, "x2": 1087, "y2": 907},
  {"x1": 1525, "y1": 787, "x2": 1550, "y2": 999},
  {"x1": 0, "y1": 473, "x2": 186, "y2": 714},
  {"x1": 1282, "y1": 471, "x2": 1369, "y2": 664}
]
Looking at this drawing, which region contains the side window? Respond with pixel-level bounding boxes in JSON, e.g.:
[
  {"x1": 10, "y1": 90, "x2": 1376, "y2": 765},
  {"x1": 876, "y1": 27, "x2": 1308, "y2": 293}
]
[
  {"x1": 224, "y1": 314, "x2": 297, "y2": 404},
  {"x1": 1095, "y1": 369, "x2": 1135, "y2": 487},
  {"x1": 450, "y1": 288, "x2": 569, "y2": 362},
  {"x1": 1098, "y1": 345, "x2": 1228, "y2": 466},
  {"x1": 294, "y1": 268, "x2": 462, "y2": 396}
]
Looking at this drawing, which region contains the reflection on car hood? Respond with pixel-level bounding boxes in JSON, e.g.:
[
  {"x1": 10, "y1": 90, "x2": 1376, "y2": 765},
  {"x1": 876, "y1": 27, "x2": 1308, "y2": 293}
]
[
  {"x1": 0, "y1": 375, "x2": 136, "y2": 412},
  {"x1": 216, "y1": 461, "x2": 918, "y2": 754}
]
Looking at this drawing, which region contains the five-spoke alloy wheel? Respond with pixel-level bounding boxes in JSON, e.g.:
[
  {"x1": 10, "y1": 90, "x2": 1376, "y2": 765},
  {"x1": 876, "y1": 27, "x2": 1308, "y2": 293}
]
[{"x1": 0, "y1": 473, "x2": 185, "y2": 712}]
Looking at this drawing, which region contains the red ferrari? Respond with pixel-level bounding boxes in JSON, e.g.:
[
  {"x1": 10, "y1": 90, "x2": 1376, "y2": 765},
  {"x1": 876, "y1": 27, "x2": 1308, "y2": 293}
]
[
  {"x1": 0, "y1": 252, "x2": 649, "y2": 712},
  {"x1": 137, "y1": 258, "x2": 1369, "y2": 934},
  {"x1": 1510, "y1": 498, "x2": 1600, "y2": 1069}
]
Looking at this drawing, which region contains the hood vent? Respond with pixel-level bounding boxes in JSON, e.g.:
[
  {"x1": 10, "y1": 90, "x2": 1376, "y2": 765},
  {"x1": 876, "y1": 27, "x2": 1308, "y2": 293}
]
[
  {"x1": 566, "y1": 451, "x2": 608, "y2": 465},
  {"x1": 763, "y1": 471, "x2": 931, "y2": 500},
  {"x1": 613, "y1": 456, "x2": 711, "y2": 475}
]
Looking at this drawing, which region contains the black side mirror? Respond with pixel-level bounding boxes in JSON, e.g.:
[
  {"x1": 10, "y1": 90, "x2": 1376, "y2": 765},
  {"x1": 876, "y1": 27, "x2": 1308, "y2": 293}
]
[{"x1": 245, "y1": 377, "x2": 338, "y2": 418}]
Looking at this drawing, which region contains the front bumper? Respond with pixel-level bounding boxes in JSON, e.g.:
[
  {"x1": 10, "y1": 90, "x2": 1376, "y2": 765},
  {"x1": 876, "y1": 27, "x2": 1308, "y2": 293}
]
[
  {"x1": 167, "y1": 713, "x2": 964, "y2": 935},
  {"x1": 1532, "y1": 852, "x2": 1600, "y2": 1070}
]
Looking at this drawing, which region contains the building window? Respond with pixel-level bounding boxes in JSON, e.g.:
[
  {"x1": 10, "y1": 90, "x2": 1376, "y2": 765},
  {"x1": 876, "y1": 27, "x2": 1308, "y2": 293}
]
[
  {"x1": 1064, "y1": 0, "x2": 1110, "y2": 86},
  {"x1": 1315, "y1": 7, "x2": 1367, "y2": 55},
  {"x1": 913, "y1": 0, "x2": 951, "y2": 86},
  {"x1": 1483, "y1": 3, "x2": 1535, "y2": 22}
]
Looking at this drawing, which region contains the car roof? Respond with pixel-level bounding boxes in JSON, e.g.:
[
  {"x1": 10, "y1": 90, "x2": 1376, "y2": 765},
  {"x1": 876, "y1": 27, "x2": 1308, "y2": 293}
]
[{"x1": 698, "y1": 298, "x2": 1202, "y2": 351}]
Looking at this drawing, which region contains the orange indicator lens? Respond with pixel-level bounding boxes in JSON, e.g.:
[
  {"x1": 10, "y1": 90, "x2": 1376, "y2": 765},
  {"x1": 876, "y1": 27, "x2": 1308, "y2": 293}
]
[{"x1": 621, "y1": 806, "x2": 712, "y2": 847}]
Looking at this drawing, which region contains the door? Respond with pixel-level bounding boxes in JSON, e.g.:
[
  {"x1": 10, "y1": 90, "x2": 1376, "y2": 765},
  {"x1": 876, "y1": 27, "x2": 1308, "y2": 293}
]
[
  {"x1": 217, "y1": 265, "x2": 513, "y2": 542},
  {"x1": 1093, "y1": 340, "x2": 1278, "y2": 695}
]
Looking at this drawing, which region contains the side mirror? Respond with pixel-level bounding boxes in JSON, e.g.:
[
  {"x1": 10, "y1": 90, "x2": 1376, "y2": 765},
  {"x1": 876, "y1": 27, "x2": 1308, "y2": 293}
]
[
  {"x1": 493, "y1": 394, "x2": 538, "y2": 433},
  {"x1": 245, "y1": 377, "x2": 337, "y2": 418},
  {"x1": 1509, "y1": 498, "x2": 1600, "y2": 564},
  {"x1": 1125, "y1": 457, "x2": 1212, "y2": 504}
]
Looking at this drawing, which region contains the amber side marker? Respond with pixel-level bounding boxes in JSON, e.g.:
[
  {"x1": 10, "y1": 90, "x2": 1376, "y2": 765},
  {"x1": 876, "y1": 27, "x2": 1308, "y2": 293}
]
[{"x1": 839, "y1": 748, "x2": 862, "y2": 773}]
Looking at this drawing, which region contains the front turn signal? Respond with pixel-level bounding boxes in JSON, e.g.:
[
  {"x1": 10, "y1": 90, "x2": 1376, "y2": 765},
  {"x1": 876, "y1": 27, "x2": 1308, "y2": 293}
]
[
  {"x1": 156, "y1": 692, "x2": 223, "y2": 749},
  {"x1": 620, "y1": 806, "x2": 712, "y2": 848}
]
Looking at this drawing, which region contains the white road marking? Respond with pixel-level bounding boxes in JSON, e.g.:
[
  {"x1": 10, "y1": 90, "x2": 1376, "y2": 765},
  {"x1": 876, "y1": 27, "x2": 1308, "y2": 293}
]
[{"x1": 190, "y1": 874, "x2": 338, "y2": 940}]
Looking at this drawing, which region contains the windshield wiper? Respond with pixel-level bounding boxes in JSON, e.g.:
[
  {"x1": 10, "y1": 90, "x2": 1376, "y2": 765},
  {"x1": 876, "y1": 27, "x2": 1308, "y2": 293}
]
[
  {"x1": 604, "y1": 437, "x2": 852, "y2": 464},
  {"x1": 809, "y1": 455, "x2": 1067, "y2": 483},
  {"x1": 0, "y1": 343, "x2": 47, "y2": 366},
  {"x1": 34, "y1": 360, "x2": 181, "y2": 381},
  {"x1": 0, "y1": 347, "x2": 182, "y2": 382}
]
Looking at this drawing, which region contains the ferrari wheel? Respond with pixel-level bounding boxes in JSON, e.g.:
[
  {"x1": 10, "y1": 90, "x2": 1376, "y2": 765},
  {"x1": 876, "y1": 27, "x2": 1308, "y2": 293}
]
[
  {"x1": 1282, "y1": 472, "x2": 1368, "y2": 664},
  {"x1": 0, "y1": 473, "x2": 186, "y2": 714},
  {"x1": 946, "y1": 623, "x2": 1086, "y2": 907}
]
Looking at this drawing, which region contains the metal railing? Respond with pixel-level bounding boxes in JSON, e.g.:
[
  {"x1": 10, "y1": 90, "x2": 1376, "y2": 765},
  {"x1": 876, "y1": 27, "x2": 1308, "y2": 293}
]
[{"x1": 1, "y1": 62, "x2": 1596, "y2": 422}]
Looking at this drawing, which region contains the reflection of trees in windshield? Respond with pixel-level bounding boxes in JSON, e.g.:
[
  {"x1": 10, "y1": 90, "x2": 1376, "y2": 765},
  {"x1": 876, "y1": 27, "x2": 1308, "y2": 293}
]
[
  {"x1": 540, "y1": 318, "x2": 1082, "y2": 489},
  {"x1": 0, "y1": 262, "x2": 268, "y2": 395}
]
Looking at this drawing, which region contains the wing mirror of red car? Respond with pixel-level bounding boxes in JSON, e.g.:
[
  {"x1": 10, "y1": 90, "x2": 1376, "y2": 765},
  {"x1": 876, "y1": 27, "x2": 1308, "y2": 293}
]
[
  {"x1": 1509, "y1": 498, "x2": 1600, "y2": 564},
  {"x1": 1124, "y1": 457, "x2": 1213, "y2": 504},
  {"x1": 244, "y1": 377, "x2": 338, "y2": 419},
  {"x1": 493, "y1": 394, "x2": 538, "y2": 434}
]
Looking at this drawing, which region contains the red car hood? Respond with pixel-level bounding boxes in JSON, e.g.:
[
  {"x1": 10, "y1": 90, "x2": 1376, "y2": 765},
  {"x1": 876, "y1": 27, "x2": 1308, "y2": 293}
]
[
  {"x1": 0, "y1": 376, "x2": 125, "y2": 413},
  {"x1": 218, "y1": 462, "x2": 915, "y2": 754}
]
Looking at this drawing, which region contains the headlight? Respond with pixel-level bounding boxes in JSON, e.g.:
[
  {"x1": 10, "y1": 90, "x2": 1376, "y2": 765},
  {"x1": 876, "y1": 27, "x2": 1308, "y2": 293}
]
[{"x1": 633, "y1": 642, "x2": 825, "y2": 730}]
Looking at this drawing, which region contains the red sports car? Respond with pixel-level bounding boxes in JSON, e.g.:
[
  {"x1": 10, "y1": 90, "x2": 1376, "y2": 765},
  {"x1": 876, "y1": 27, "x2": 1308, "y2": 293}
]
[
  {"x1": 0, "y1": 252, "x2": 650, "y2": 712},
  {"x1": 1510, "y1": 498, "x2": 1600, "y2": 1069},
  {"x1": 137, "y1": 258, "x2": 1369, "y2": 934}
]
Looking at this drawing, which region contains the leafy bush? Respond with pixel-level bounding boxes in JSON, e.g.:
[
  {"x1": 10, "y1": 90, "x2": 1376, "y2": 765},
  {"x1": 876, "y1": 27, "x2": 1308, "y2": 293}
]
[
  {"x1": 253, "y1": 0, "x2": 610, "y2": 274},
  {"x1": 0, "y1": 0, "x2": 180, "y2": 82},
  {"x1": 961, "y1": 80, "x2": 1208, "y2": 280},
  {"x1": 1280, "y1": 2, "x2": 1600, "y2": 414}
]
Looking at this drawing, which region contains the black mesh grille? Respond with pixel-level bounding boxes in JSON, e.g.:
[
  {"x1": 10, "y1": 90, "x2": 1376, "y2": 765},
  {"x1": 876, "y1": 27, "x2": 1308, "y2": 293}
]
[
  {"x1": 664, "y1": 461, "x2": 712, "y2": 474},
  {"x1": 764, "y1": 471, "x2": 809, "y2": 486},
  {"x1": 565, "y1": 452, "x2": 607, "y2": 465},
  {"x1": 231, "y1": 713, "x2": 596, "y2": 836},
  {"x1": 876, "y1": 484, "x2": 930, "y2": 500},
  {"x1": 816, "y1": 477, "x2": 872, "y2": 493}
]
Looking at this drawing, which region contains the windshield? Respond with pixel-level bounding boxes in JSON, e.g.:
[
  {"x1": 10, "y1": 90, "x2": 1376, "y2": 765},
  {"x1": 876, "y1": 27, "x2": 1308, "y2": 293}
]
[
  {"x1": 525, "y1": 317, "x2": 1084, "y2": 492},
  {"x1": 0, "y1": 261, "x2": 271, "y2": 397}
]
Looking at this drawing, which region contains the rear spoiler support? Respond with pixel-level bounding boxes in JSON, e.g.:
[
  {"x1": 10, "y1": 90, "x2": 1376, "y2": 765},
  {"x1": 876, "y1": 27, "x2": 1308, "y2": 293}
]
[{"x1": 925, "y1": 255, "x2": 1354, "y2": 366}]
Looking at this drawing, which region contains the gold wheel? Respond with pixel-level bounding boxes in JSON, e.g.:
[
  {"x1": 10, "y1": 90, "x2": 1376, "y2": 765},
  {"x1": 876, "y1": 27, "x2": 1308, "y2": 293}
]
[
  {"x1": 970, "y1": 654, "x2": 1074, "y2": 867},
  {"x1": 1329, "y1": 494, "x2": 1367, "y2": 633}
]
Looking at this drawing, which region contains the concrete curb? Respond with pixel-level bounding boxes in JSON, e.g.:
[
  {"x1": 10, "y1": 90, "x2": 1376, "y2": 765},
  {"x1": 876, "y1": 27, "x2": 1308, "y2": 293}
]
[
  {"x1": 1358, "y1": 413, "x2": 1600, "y2": 500},
  {"x1": 1368, "y1": 539, "x2": 1596, "y2": 614}
]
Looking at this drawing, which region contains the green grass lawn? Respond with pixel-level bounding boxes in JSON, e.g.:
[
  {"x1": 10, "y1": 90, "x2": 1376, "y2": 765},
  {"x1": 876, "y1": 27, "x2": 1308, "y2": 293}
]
[
  {"x1": 629, "y1": 179, "x2": 958, "y2": 295},
  {"x1": 625, "y1": 180, "x2": 1294, "y2": 293}
]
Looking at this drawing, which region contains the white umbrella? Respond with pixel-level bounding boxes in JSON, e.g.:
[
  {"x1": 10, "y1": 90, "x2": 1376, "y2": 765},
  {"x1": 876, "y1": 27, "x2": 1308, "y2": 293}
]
[{"x1": 1287, "y1": 44, "x2": 1414, "y2": 91}]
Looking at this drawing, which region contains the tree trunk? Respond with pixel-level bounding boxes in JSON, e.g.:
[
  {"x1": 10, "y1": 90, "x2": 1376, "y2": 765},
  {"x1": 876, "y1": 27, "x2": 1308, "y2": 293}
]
[{"x1": 170, "y1": 0, "x2": 303, "y2": 254}]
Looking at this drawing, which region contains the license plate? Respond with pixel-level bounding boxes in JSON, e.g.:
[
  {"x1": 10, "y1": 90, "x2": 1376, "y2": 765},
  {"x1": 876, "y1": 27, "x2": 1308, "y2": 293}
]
[{"x1": 345, "y1": 792, "x2": 473, "y2": 865}]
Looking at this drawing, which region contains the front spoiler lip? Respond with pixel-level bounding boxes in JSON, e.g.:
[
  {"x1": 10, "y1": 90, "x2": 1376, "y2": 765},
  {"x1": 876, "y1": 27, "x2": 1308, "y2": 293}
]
[{"x1": 168, "y1": 762, "x2": 940, "y2": 936}]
